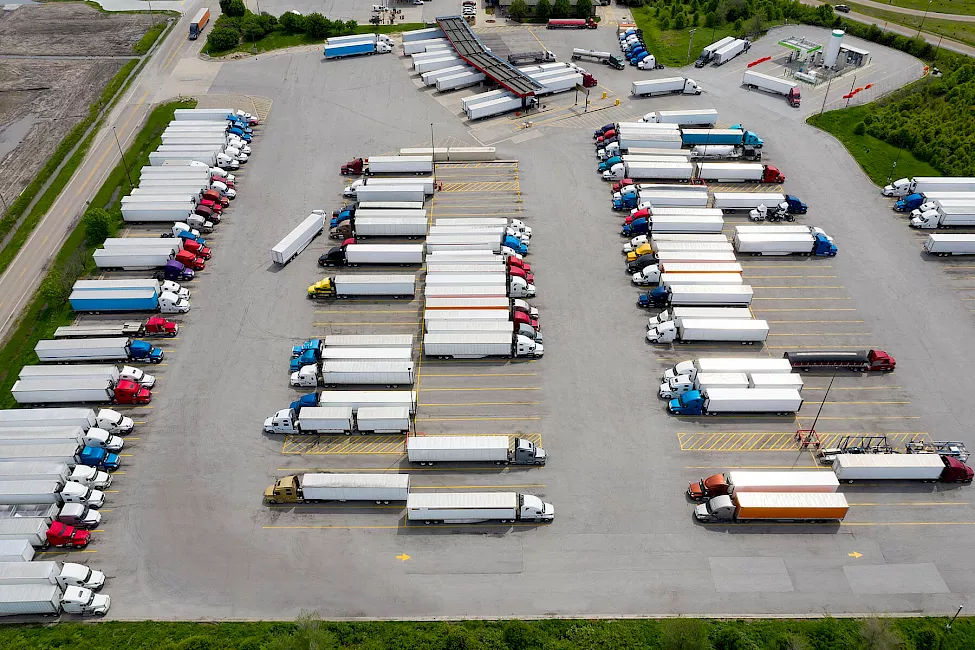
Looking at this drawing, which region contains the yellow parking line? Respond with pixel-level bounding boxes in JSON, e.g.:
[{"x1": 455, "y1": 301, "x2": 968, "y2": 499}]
[
  {"x1": 752, "y1": 297, "x2": 851, "y2": 301},
  {"x1": 768, "y1": 333, "x2": 870, "y2": 336},
  {"x1": 415, "y1": 417, "x2": 541, "y2": 421},
  {"x1": 420, "y1": 402, "x2": 539, "y2": 406}
]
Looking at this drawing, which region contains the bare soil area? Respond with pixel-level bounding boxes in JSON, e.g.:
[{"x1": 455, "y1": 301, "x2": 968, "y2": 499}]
[
  {"x1": 0, "y1": 3, "x2": 155, "y2": 56},
  {"x1": 0, "y1": 3, "x2": 151, "y2": 207}
]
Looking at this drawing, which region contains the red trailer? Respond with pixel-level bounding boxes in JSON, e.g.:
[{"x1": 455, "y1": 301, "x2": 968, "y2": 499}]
[{"x1": 547, "y1": 18, "x2": 597, "y2": 29}]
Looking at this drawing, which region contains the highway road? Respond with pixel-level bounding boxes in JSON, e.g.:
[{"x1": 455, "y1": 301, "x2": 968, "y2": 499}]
[{"x1": 0, "y1": 2, "x2": 209, "y2": 344}]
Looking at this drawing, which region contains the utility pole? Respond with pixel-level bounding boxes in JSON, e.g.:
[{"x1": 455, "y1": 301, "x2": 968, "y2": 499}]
[
  {"x1": 686, "y1": 28, "x2": 697, "y2": 65},
  {"x1": 113, "y1": 127, "x2": 134, "y2": 191},
  {"x1": 820, "y1": 73, "x2": 834, "y2": 115},
  {"x1": 917, "y1": 0, "x2": 932, "y2": 37},
  {"x1": 430, "y1": 122, "x2": 437, "y2": 190}
]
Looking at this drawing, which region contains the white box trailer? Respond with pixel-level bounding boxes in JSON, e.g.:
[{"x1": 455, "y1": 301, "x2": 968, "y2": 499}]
[
  {"x1": 923, "y1": 234, "x2": 975, "y2": 256},
  {"x1": 653, "y1": 251, "x2": 738, "y2": 263},
  {"x1": 742, "y1": 70, "x2": 798, "y2": 96},
  {"x1": 426, "y1": 251, "x2": 503, "y2": 262},
  {"x1": 712, "y1": 38, "x2": 748, "y2": 65},
  {"x1": 750, "y1": 373, "x2": 804, "y2": 391},
  {"x1": 622, "y1": 161, "x2": 695, "y2": 181},
  {"x1": 423, "y1": 309, "x2": 516, "y2": 321},
  {"x1": 355, "y1": 201, "x2": 425, "y2": 211},
  {"x1": 536, "y1": 73, "x2": 583, "y2": 96},
  {"x1": 661, "y1": 284, "x2": 754, "y2": 306},
  {"x1": 647, "y1": 215, "x2": 724, "y2": 233},
  {"x1": 461, "y1": 89, "x2": 507, "y2": 111},
  {"x1": 402, "y1": 26, "x2": 445, "y2": 42},
  {"x1": 648, "y1": 317, "x2": 768, "y2": 343},
  {"x1": 34, "y1": 338, "x2": 139, "y2": 363},
  {"x1": 355, "y1": 406, "x2": 410, "y2": 433},
  {"x1": 640, "y1": 109, "x2": 718, "y2": 127},
  {"x1": 407, "y1": 435, "x2": 509, "y2": 463},
  {"x1": 354, "y1": 186, "x2": 426, "y2": 203},
  {"x1": 733, "y1": 233, "x2": 817, "y2": 255},
  {"x1": 320, "y1": 361, "x2": 414, "y2": 386},
  {"x1": 437, "y1": 70, "x2": 486, "y2": 92},
  {"x1": 422, "y1": 64, "x2": 469, "y2": 85},
  {"x1": 174, "y1": 108, "x2": 235, "y2": 121},
  {"x1": 832, "y1": 454, "x2": 947, "y2": 481},
  {"x1": 415, "y1": 56, "x2": 462, "y2": 74},
  {"x1": 344, "y1": 244, "x2": 424, "y2": 265},
  {"x1": 352, "y1": 208, "x2": 426, "y2": 221},
  {"x1": 406, "y1": 492, "x2": 554, "y2": 523},
  {"x1": 425, "y1": 273, "x2": 507, "y2": 286},
  {"x1": 365, "y1": 156, "x2": 433, "y2": 175},
  {"x1": 102, "y1": 238, "x2": 181, "y2": 253},
  {"x1": 712, "y1": 192, "x2": 786, "y2": 211},
  {"x1": 423, "y1": 332, "x2": 542, "y2": 358},
  {"x1": 0, "y1": 519, "x2": 50, "y2": 547},
  {"x1": 0, "y1": 408, "x2": 130, "y2": 434},
  {"x1": 0, "y1": 561, "x2": 104, "y2": 590},
  {"x1": 0, "y1": 462, "x2": 110, "y2": 489},
  {"x1": 696, "y1": 163, "x2": 767, "y2": 182},
  {"x1": 351, "y1": 217, "x2": 428, "y2": 238},
  {"x1": 404, "y1": 38, "x2": 448, "y2": 55},
  {"x1": 666, "y1": 357, "x2": 795, "y2": 380},
  {"x1": 332, "y1": 275, "x2": 416, "y2": 297},
  {"x1": 468, "y1": 95, "x2": 525, "y2": 120},
  {"x1": 323, "y1": 334, "x2": 413, "y2": 348},
  {"x1": 0, "y1": 540, "x2": 33, "y2": 563},
  {"x1": 632, "y1": 77, "x2": 703, "y2": 96},
  {"x1": 298, "y1": 473, "x2": 410, "y2": 502},
  {"x1": 148, "y1": 151, "x2": 215, "y2": 166},
  {"x1": 411, "y1": 49, "x2": 455, "y2": 66},
  {"x1": 120, "y1": 204, "x2": 192, "y2": 223},
  {"x1": 649, "y1": 307, "x2": 753, "y2": 326},
  {"x1": 399, "y1": 147, "x2": 496, "y2": 162},
  {"x1": 651, "y1": 241, "x2": 734, "y2": 252},
  {"x1": 724, "y1": 471, "x2": 838, "y2": 494},
  {"x1": 425, "y1": 263, "x2": 505, "y2": 274},
  {"x1": 271, "y1": 210, "x2": 325, "y2": 265},
  {"x1": 676, "y1": 387, "x2": 803, "y2": 414},
  {"x1": 346, "y1": 177, "x2": 436, "y2": 195},
  {"x1": 295, "y1": 407, "x2": 353, "y2": 434},
  {"x1": 316, "y1": 390, "x2": 417, "y2": 414},
  {"x1": 426, "y1": 236, "x2": 504, "y2": 253},
  {"x1": 636, "y1": 190, "x2": 709, "y2": 207},
  {"x1": 647, "y1": 208, "x2": 725, "y2": 219},
  {"x1": 424, "y1": 285, "x2": 509, "y2": 298},
  {"x1": 318, "y1": 349, "x2": 412, "y2": 363}
]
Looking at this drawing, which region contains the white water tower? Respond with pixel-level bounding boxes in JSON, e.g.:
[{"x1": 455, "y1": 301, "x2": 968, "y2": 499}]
[{"x1": 824, "y1": 29, "x2": 845, "y2": 68}]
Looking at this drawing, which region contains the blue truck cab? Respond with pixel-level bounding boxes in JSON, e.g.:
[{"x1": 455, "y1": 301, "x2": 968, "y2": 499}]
[
  {"x1": 291, "y1": 339, "x2": 323, "y2": 358},
  {"x1": 783, "y1": 194, "x2": 807, "y2": 214},
  {"x1": 637, "y1": 286, "x2": 670, "y2": 308},
  {"x1": 289, "y1": 393, "x2": 319, "y2": 412},
  {"x1": 80, "y1": 446, "x2": 121, "y2": 471},
  {"x1": 227, "y1": 127, "x2": 252, "y2": 142},
  {"x1": 622, "y1": 217, "x2": 648, "y2": 236},
  {"x1": 174, "y1": 230, "x2": 205, "y2": 245},
  {"x1": 163, "y1": 260, "x2": 194, "y2": 281},
  {"x1": 628, "y1": 49, "x2": 648, "y2": 64},
  {"x1": 669, "y1": 390, "x2": 705, "y2": 415},
  {"x1": 331, "y1": 207, "x2": 355, "y2": 227},
  {"x1": 895, "y1": 193, "x2": 924, "y2": 212},
  {"x1": 129, "y1": 340, "x2": 164, "y2": 363},
  {"x1": 812, "y1": 233, "x2": 838, "y2": 257},
  {"x1": 289, "y1": 349, "x2": 319, "y2": 373},
  {"x1": 504, "y1": 235, "x2": 528, "y2": 256},
  {"x1": 226, "y1": 117, "x2": 253, "y2": 133},
  {"x1": 613, "y1": 193, "x2": 640, "y2": 211},
  {"x1": 728, "y1": 124, "x2": 764, "y2": 148},
  {"x1": 599, "y1": 156, "x2": 623, "y2": 172}
]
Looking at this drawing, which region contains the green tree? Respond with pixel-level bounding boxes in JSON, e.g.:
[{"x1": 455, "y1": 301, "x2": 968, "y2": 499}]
[
  {"x1": 257, "y1": 11, "x2": 277, "y2": 33},
  {"x1": 552, "y1": 0, "x2": 571, "y2": 18},
  {"x1": 502, "y1": 619, "x2": 540, "y2": 650},
  {"x1": 206, "y1": 26, "x2": 240, "y2": 51},
  {"x1": 241, "y1": 14, "x2": 266, "y2": 40},
  {"x1": 859, "y1": 618, "x2": 902, "y2": 650},
  {"x1": 304, "y1": 12, "x2": 329, "y2": 37},
  {"x1": 81, "y1": 207, "x2": 113, "y2": 245},
  {"x1": 575, "y1": 0, "x2": 593, "y2": 18},
  {"x1": 535, "y1": 0, "x2": 552, "y2": 21},
  {"x1": 674, "y1": 10, "x2": 687, "y2": 28},
  {"x1": 733, "y1": 17, "x2": 743, "y2": 32},
  {"x1": 660, "y1": 618, "x2": 713, "y2": 650},
  {"x1": 704, "y1": 9, "x2": 718, "y2": 26},
  {"x1": 221, "y1": 0, "x2": 246, "y2": 17},
  {"x1": 344, "y1": 19, "x2": 357, "y2": 34},
  {"x1": 853, "y1": 121, "x2": 866, "y2": 136},
  {"x1": 279, "y1": 11, "x2": 305, "y2": 33},
  {"x1": 509, "y1": 0, "x2": 529, "y2": 21},
  {"x1": 39, "y1": 268, "x2": 72, "y2": 306}
]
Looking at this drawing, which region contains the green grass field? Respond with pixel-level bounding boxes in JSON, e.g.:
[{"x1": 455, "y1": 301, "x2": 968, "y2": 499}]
[
  {"x1": 630, "y1": 7, "x2": 746, "y2": 66},
  {"x1": 807, "y1": 105, "x2": 941, "y2": 187},
  {"x1": 874, "y1": 0, "x2": 975, "y2": 15},
  {"x1": 847, "y1": 1, "x2": 975, "y2": 48}
]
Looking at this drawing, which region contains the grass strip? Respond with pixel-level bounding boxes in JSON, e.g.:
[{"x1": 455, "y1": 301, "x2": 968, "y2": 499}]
[
  {"x1": 846, "y1": 1, "x2": 975, "y2": 49},
  {"x1": 0, "y1": 99, "x2": 195, "y2": 410}
]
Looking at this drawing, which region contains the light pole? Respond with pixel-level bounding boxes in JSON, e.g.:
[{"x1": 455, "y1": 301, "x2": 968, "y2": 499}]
[
  {"x1": 430, "y1": 122, "x2": 437, "y2": 190},
  {"x1": 845, "y1": 74, "x2": 857, "y2": 107},
  {"x1": 947, "y1": 605, "x2": 963, "y2": 631},
  {"x1": 917, "y1": 0, "x2": 932, "y2": 37},
  {"x1": 820, "y1": 73, "x2": 834, "y2": 115},
  {"x1": 112, "y1": 127, "x2": 134, "y2": 191},
  {"x1": 686, "y1": 28, "x2": 697, "y2": 65},
  {"x1": 934, "y1": 33, "x2": 943, "y2": 60}
]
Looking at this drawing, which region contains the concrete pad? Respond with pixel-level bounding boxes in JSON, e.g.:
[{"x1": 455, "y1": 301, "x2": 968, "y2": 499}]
[
  {"x1": 844, "y1": 563, "x2": 950, "y2": 594},
  {"x1": 710, "y1": 556, "x2": 794, "y2": 593}
]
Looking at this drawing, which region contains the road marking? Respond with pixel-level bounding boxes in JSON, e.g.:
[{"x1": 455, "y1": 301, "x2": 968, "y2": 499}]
[
  {"x1": 677, "y1": 430, "x2": 927, "y2": 451},
  {"x1": 415, "y1": 416, "x2": 541, "y2": 421},
  {"x1": 420, "y1": 401, "x2": 539, "y2": 406},
  {"x1": 263, "y1": 523, "x2": 547, "y2": 529},
  {"x1": 420, "y1": 372, "x2": 536, "y2": 377},
  {"x1": 396, "y1": 553, "x2": 411, "y2": 561},
  {"x1": 848, "y1": 552, "x2": 863, "y2": 558},
  {"x1": 418, "y1": 387, "x2": 540, "y2": 391}
]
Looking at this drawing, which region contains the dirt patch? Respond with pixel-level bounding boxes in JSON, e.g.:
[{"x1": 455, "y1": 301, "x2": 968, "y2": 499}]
[
  {"x1": 0, "y1": 58, "x2": 126, "y2": 199},
  {"x1": 0, "y1": 3, "x2": 155, "y2": 56}
]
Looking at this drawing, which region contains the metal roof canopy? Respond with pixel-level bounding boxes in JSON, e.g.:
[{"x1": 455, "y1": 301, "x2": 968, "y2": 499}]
[
  {"x1": 777, "y1": 36, "x2": 822, "y2": 54},
  {"x1": 436, "y1": 16, "x2": 542, "y2": 98}
]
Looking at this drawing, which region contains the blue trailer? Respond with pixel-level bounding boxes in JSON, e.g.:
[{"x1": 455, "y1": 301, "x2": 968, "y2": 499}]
[
  {"x1": 324, "y1": 41, "x2": 381, "y2": 59},
  {"x1": 69, "y1": 289, "x2": 159, "y2": 313},
  {"x1": 681, "y1": 127, "x2": 763, "y2": 148}
]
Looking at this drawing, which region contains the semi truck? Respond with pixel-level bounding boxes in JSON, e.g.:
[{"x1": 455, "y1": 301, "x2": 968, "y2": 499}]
[
  {"x1": 330, "y1": 216, "x2": 428, "y2": 240},
  {"x1": 307, "y1": 275, "x2": 416, "y2": 300},
  {"x1": 668, "y1": 387, "x2": 803, "y2": 416},
  {"x1": 680, "y1": 128, "x2": 764, "y2": 148},
  {"x1": 342, "y1": 176, "x2": 435, "y2": 197},
  {"x1": 0, "y1": 519, "x2": 89, "y2": 549},
  {"x1": 632, "y1": 262, "x2": 742, "y2": 285},
  {"x1": 910, "y1": 205, "x2": 975, "y2": 229},
  {"x1": 687, "y1": 470, "x2": 838, "y2": 501},
  {"x1": 712, "y1": 38, "x2": 750, "y2": 65},
  {"x1": 648, "y1": 306, "x2": 751, "y2": 326},
  {"x1": 640, "y1": 109, "x2": 718, "y2": 127},
  {"x1": 263, "y1": 406, "x2": 355, "y2": 434},
  {"x1": 894, "y1": 192, "x2": 975, "y2": 211},
  {"x1": 783, "y1": 349, "x2": 896, "y2": 372},
  {"x1": 741, "y1": 69, "x2": 801, "y2": 107},
  {"x1": 319, "y1": 243, "x2": 424, "y2": 267},
  {"x1": 601, "y1": 160, "x2": 695, "y2": 182},
  {"x1": 0, "y1": 479, "x2": 105, "y2": 509},
  {"x1": 695, "y1": 36, "x2": 735, "y2": 66},
  {"x1": 423, "y1": 332, "x2": 542, "y2": 359},
  {"x1": 292, "y1": 390, "x2": 417, "y2": 415},
  {"x1": 883, "y1": 176, "x2": 975, "y2": 197},
  {"x1": 0, "y1": 461, "x2": 111, "y2": 489},
  {"x1": 120, "y1": 202, "x2": 192, "y2": 223},
  {"x1": 270, "y1": 211, "x2": 325, "y2": 265},
  {"x1": 20, "y1": 364, "x2": 155, "y2": 389},
  {"x1": 647, "y1": 318, "x2": 769, "y2": 344},
  {"x1": 54, "y1": 316, "x2": 177, "y2": 339},
  {"x1": 632, "y1": 77, "x2": 703, "y2": 96},
  {"x1": 407, "y1": 435, "x2": 545, "y2": 465},
  {"x1": 264, "y1": 473, "x2": 410, "y2": 504},
  {"x1": 832, "y1": 453, "x2": 972, "y2": 483},
  {"x1": 406, "y1": 492, "x2": 554, "y2": 524},
  {"x1": 696, "y1": 163, "x2": 785, "y2": 183},
  {"x1": 613, "y1": 190, "x2": 709, "y2": 211},
  {"x1": 694, "y1": 492, "x2": 848, "y2": 523},
  {"x1": 11, "y1": 378, "x2": 150, "y2": 407},
  {"x1": 0, "y1": 583, "x2": 110, "y2": 616},
  {"x1": 93, "y1": 248, "x2": 204, "y2": 272},
  {"x1": 0, "y1": 408, "x2": 132, "y2": 435},
  {"x1": 689, "y1": 144, "x2": 762, "y2": 161},
  {"x1": 664, "y1": 357, "x2": 795, "y2": 381},
  {"x1": 424, "y1": 320, "x2": 540, "y2": 342},
  {"x1": 291, "y1": 361, "x2": 414, "y2": 388},
  {"x1": 733, "y1": 232, "x2": 837, "y2": 257},
  {"x1": 713, "y1": 192, "x2": 807, "y2": 214},
  {"x1": 637, "y1": 284, "x2": 753, "y2": 308},
  {"x1": 34, "y1": 338, "x2": 163, "y2": 364},
  {"x1": 73, "y1": 277, "x2": 189, "y2": 298},
  {"x1": 923, "y1": 233, "x2": 975, "y2": 256},
  {"x1": 323, "y1": 40, "x2": 392, "y2": 59},
  {"x1": 0, "y1": 561, "x2": 104, "y2": 590},
  {"x1": 621, "y1": 216, "x2": 724, "y2": 237},
  {"x1": 547, "y1": 18, "x2": 597, "y2": 28},
  {"x1": 341, "y1": 156, "x2": 433, "y2": 176},
  {"x1": 660, "y1": 370, "x2": 803, "y2": 399},
  {"x1": 350, "y1": 186, "x2": 427, "y2": 204}
]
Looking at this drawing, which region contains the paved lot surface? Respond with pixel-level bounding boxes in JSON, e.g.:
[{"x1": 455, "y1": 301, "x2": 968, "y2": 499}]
[{"x1": 51, "y1": 24, "x2": 975, "y2": 619}]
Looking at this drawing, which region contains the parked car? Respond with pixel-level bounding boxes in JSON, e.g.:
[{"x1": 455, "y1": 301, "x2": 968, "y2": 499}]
[{"x1": 834, "y1": 4, "x2": 850, "y2": 11}]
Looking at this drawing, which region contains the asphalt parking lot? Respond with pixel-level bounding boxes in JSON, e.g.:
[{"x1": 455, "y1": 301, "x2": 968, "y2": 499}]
[{"x1": 57, "y1": 23, "x2": 975, "y2": 619}]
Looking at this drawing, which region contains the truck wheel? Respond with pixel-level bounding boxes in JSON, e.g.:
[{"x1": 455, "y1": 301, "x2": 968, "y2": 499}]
[{"x1": 267, "y1": 498, "x2": 277, "y2": 504}]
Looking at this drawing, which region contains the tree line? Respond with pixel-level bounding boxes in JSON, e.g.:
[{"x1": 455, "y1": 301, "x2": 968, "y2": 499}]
[{"x1": 205, "y1": 0, "x2": 358, "y2": 53}]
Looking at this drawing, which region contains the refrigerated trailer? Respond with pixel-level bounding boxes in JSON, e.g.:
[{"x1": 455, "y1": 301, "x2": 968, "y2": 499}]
[
  {"x1": 923, "y1": 234, "x2": 975, "y2": 256},
  {"x1": 407, "y1": 435, "x2": 546, "y2": 465},
  {"x1": 406, "y1": 492, "x2": 554, "y2": 524},
  {"x1": 271, "y1": 211, "x2": 326, "y2": 265}
]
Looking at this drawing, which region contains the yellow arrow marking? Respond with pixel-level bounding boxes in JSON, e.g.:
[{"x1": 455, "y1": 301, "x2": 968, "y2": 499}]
[
  {"x1": 396, "y1": 553, "x2": 411, "y2": 561},
  {"x1": 848, "y1": 551, "x2": 863, "y2": 559}
]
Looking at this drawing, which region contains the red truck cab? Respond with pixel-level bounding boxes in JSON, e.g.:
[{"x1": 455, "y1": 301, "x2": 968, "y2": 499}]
[
  {"x1": 612, "y1": 178, "x2": 635, "y2": 193},
  {"x1": 114, "y1": 379, "x2": 151, "y2": 405},
  {"x1": 341, "y1": 157, "x2": 365, "y2": 175},
  {"x1": 144, "y1": 316, "x2": 178, "y2": 337},
  {"x1": 182, "y1": 239, "x2": 211, "y2": 259},
  {"x1": 582, "y1": 73, "x2": 598, "y2": 88},
  {"x1": 202, "y1": 189, "x2": 229, "y2": 208},
  {"x1": 195, "y1": 205, "x2": 219, "y2": 224},
  {"x1": 174, "y1": 250, "x2": 205, "y2": 270},
  {"x1": 941, "y1": 456, "x2": 975, "y2": 483},
  {"x1": 508, "y1": 266, "x2": 534, "y2": 283},
  {"x1": 761, "y1": 165, "x2": 786, "y2": 183},
  {"x1": 687, "y1": 473, "x2": 730, "y2": 501},
  {"x1": 211, "y1": 174, "x2": 234, "y2": 188},
  {"x1": 596, "y1": 129, "x2": 615, "y2": 144},
  {"x1": 507, "y1": 257, "x2": 531, "y2": 272},
  {"x1": 199, "y1": 198, "x2": 223, "y2": 214},
  {"x1": 47, "y1": 521, "x2": 90, "y2": 548},
  {"x1": 512, "y1": 310, "x2": 539, "y2": 331},
  {"x1": 787, "y1": 87, "x2": 801, "y2": 107}
]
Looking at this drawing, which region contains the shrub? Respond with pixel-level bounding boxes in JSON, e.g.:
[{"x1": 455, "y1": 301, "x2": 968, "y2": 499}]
[
  {"x1": 220, "y1": 0, "x2": 246, "y2": 17},
  {"x1": 575, "y1": 0, "x2": 593, "y2": 18},
  {"x1": 509, "y1": 0, "x2": 529, "y2": 21},
  {"x1": 535, "y1": 0, "x2": 551, "y2": 21},
  {"x1": 81, "y1": 207, "x2": 113, "y2": 245},
  {"x1": 853, "y1": 121, "x2": 866, "y2": 135},
  {"x1": 304, "y1": 12, "x2": 329, "y2": 37},
  {"x1": 279, "y1": 11, "x2": 305, "y2": 33},
  {"x1": 552, "y1": 0, "x2": 571, "y2": 18},
  {"x1": 207, "y1": 26, "x2": 240, "y2": 52}
]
